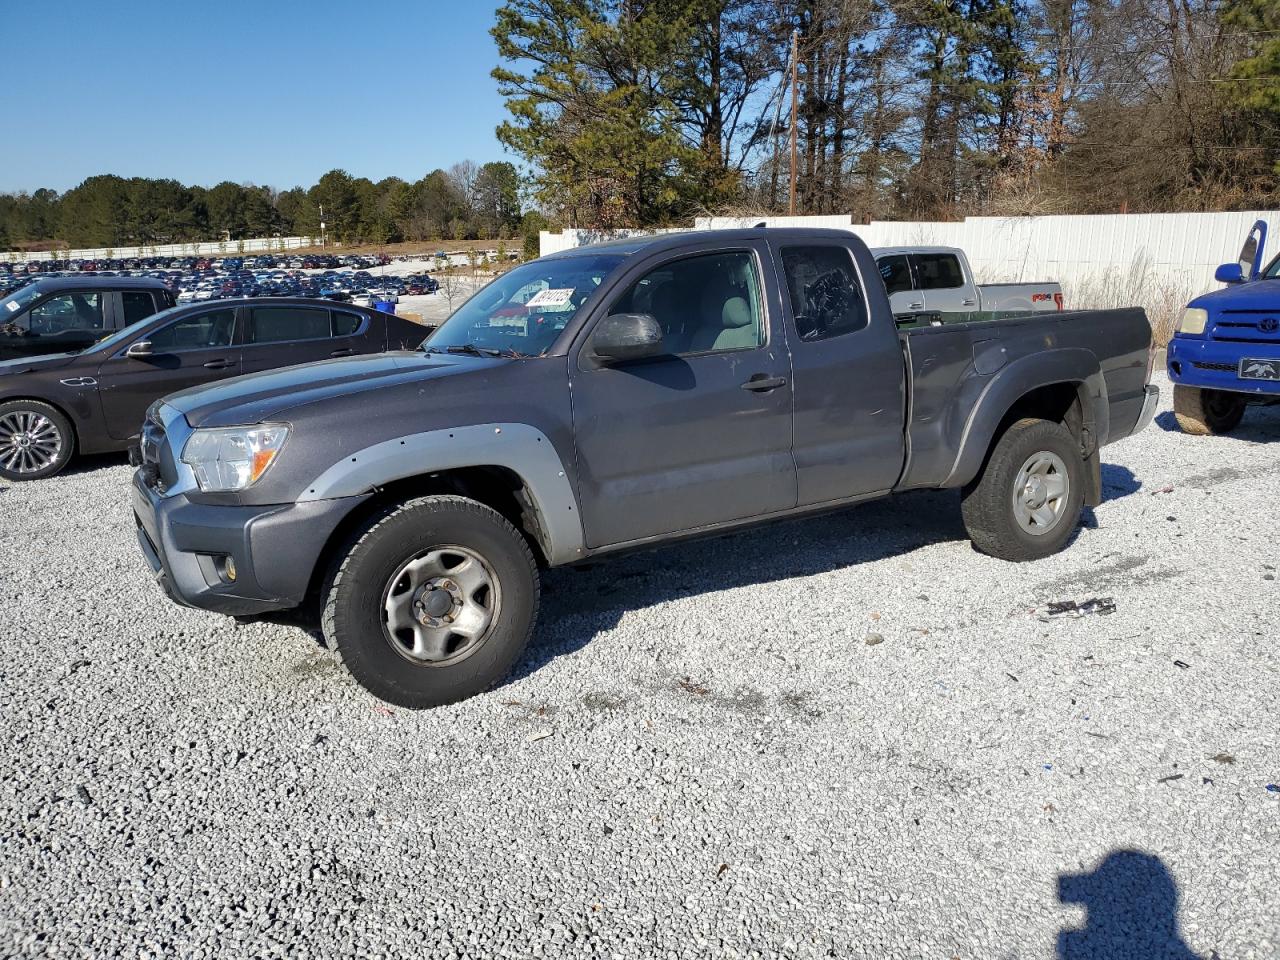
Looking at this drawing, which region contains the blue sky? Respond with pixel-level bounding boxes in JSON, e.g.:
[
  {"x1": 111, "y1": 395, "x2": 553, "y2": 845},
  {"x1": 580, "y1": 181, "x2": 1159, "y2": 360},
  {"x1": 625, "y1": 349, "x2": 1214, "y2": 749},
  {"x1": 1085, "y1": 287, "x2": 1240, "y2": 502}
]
[{"x1": 4, "y1": 0, "x2": 511, "y2": 193}]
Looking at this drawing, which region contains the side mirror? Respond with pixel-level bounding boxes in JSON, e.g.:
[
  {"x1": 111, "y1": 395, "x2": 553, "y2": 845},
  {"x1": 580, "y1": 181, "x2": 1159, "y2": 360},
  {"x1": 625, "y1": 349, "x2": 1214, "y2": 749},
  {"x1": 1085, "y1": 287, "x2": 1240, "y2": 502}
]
[
  {"x1": 591, "y1": 313, "x2": 664, "y2": 363},
  {"x1": 1214, "y1": 263, "x2": 1244, "y2": 284},
  {"x1": 126, "y1": 340, "x2": 154, "y2": 358}
]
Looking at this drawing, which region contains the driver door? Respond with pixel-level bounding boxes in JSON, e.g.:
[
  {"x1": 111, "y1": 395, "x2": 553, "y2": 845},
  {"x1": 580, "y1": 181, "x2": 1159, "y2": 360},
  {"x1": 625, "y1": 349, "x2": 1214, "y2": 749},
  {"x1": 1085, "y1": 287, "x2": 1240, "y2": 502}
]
[
  {"x1": 567, "y1": 244, "x2": 797, "y2": 548},
  {"x1": 95, "y1": 307, "x2": 241, "y2": 440}
]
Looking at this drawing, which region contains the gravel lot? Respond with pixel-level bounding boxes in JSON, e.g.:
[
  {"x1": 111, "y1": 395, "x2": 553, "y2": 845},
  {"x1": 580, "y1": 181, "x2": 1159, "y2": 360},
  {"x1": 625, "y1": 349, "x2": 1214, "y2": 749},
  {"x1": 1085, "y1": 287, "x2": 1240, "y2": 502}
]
[{"x1": 1, "y1": 373, "x2": 1277, "y2": 959}]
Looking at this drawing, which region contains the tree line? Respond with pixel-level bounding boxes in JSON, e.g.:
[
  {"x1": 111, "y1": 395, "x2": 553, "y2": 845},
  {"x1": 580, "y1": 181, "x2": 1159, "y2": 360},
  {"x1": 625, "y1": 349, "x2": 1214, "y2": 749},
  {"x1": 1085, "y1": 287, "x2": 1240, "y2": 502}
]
[
  {"x1": 492, "y1": 0, "x2": 1280, "y2": 227},
  {"x1": 0, "y1": 161, "x2": 535, "y2": 252}
]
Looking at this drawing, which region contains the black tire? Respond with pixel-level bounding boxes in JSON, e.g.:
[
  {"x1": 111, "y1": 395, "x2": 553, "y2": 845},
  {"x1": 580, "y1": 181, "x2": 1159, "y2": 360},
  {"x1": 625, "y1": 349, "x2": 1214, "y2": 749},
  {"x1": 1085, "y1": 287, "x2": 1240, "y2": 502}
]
[
  {"x1": 0, "y1": 399, "x2": 75, "y2": 482},
  {"x1": 961, "y1": 418, "x2": 1084, "y2": 562},
  {"x1": 321, "y1": 495, "x2": 540, "y2": 708},
  {"x1": 1173, "y1": 385, "x2": 1245, "y2": 436}
]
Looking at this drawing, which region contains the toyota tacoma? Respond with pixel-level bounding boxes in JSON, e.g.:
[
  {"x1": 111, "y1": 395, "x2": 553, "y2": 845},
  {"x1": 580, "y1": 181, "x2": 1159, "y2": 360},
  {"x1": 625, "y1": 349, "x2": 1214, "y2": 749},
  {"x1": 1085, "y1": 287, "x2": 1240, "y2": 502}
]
[{"x1": 131, "y1": 229, "x2": 1159, "y2": 708}]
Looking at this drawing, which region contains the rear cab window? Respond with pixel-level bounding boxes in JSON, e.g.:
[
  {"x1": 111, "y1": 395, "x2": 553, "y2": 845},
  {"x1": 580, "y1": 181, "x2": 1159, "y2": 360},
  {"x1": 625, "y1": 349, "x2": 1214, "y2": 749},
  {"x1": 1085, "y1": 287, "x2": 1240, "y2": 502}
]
[
  {"x1": 779, "y1": 246, "x2": 869, "y2": 342},
  {"x1": 912, "y1": 253, "x2": 965, "y2": 290},
  {"x1": 122, "y1": 291, "x2": 159, "y2": 325}
]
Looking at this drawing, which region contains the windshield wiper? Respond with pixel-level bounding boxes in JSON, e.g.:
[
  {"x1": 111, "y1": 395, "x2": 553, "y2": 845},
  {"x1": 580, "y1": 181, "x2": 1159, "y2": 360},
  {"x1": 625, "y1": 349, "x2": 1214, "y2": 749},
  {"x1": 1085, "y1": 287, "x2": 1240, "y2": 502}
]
[{"x1": 445, "y1": 343, "x2": 504, "y2": 358}]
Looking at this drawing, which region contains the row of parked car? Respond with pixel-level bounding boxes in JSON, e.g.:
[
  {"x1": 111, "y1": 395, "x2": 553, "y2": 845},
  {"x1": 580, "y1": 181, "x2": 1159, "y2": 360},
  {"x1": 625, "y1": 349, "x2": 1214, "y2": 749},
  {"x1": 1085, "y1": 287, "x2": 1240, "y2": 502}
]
[
  {"x1": 1, "y1": 265, "x2": 440, "y2": 308},
  {"x1": 0, "y1": 252, "x2": 389, "y2": 277}
]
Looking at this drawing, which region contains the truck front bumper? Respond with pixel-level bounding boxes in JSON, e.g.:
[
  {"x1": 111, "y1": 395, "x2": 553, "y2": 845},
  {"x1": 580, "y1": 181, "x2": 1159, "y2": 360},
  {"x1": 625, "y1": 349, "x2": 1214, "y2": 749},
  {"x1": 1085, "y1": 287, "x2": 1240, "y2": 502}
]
[
  {"x1": 131, "y1": 472, "x2": 367, "y2": 617},
  {"x1": 1167, "y1": 338, "x2": 1280, "y2": 397}
]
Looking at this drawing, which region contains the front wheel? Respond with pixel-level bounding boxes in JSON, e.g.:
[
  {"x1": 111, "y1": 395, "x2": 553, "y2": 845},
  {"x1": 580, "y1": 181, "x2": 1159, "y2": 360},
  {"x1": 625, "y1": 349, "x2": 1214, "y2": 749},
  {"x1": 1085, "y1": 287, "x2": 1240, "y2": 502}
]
[
  {"x1": 961, "y1": 418, "x2": 1084, "y2": 562},
  {"x1": 1173, "y1": 385, "x2": 1245, "y2": 436},
  {"x1": 0, "y1": 400, "x2": 75, "y2": 481},
  {"x1": 322, "y1": 495, "x2": 540, "y2": 708}
]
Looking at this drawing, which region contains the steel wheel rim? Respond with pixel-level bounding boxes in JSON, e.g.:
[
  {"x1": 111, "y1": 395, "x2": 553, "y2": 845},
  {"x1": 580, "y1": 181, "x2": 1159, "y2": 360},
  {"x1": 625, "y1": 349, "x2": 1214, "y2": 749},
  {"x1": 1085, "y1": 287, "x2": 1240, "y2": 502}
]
[
  {"x1": 0, "y1": 411, "x2": 63, "y2": 475},
  {"x1": 381, "y1": 545, "x2": 500, "y2": 666},
  {"x1": 1012, "y1": 450, "x2": 1070, "y2": 536}
]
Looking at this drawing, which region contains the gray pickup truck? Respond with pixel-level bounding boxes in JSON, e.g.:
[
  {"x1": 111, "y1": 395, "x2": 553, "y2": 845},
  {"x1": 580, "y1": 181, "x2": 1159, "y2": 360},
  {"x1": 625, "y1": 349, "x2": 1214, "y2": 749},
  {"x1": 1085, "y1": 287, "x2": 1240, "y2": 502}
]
[{"x1": 131, "y1": 228, "x2": 1159, "y2": 708}]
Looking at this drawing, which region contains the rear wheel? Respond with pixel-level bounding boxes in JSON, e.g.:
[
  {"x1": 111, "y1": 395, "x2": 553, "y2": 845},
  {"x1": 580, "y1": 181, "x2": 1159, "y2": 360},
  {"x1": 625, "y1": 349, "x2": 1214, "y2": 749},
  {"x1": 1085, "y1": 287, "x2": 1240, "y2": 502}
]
[
  {"x1": 322, "y1": 495, "x2": 540, "y2": 708},
  {"x1": 961, "y1": 418, "x2": 1084, "y2": 562},
  {"x1": 0, "y1": 400, "x2": 75, "y2": 482},
  {"x1": 1173, "y1": 385, "x2": 1245, "y2": 435}
]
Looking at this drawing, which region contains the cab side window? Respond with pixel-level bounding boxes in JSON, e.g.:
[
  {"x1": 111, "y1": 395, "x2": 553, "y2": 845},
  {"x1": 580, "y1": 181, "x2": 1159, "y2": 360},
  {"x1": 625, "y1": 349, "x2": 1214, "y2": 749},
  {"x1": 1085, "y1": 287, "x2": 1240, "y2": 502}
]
[
  {"x1": 877, "y1": 255, "x2": 913, "y2": 295},
  {"x1": 148, "y1": 309, "x2": 236, "y2": 351},
  {"x1": 25, "y1": 293, "x2": 104, "y2": 334},
  {"x1": 780, "y1": 246, "x2": 869, "y2": 342},
  {"x1": 608, "y1": 251, "x2": 764, "y2": 356}
]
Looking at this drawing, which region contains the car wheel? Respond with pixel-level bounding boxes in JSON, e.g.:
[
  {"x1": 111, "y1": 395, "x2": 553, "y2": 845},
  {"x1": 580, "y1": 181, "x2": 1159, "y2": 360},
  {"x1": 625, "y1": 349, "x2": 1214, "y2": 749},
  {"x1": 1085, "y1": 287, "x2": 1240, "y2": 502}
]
[
  {"x1": 1173, "y1": 385, "x2": 1245, "y2": 436},
  {"x1": 960, "y1": 418, "x2": 1084, "y2": 562},
  {"x1": 0, "y1": 400, "x2": 75, "y2": 482},
  {"x1": 322, "y1": 495, "x2": 540, "y2": 708}
]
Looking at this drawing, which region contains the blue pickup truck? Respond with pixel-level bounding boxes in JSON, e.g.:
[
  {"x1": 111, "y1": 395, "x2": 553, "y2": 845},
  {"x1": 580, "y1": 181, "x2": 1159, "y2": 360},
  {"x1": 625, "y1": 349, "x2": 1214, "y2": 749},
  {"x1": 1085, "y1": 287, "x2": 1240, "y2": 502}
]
[{"x1": 1168, "y1": 220, "x2": 1280, "y2": 434}]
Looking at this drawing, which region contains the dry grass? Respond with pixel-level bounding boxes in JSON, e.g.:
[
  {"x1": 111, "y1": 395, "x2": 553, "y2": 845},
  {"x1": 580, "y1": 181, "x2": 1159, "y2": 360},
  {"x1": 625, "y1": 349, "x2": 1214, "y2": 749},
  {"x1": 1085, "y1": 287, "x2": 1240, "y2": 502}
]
[{"x1": 1060, "y1": 254, "x2": 1198, "y2": 347}]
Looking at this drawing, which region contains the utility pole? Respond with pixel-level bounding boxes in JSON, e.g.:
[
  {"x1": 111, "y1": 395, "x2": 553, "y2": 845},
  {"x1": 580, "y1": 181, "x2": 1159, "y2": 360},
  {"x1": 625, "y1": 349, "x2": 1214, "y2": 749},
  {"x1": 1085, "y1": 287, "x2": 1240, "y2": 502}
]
[
  {"x1": 319, "y1": 204, "x2": 326, "y2": 249},
  {"x1": 789, "y1": 29, "x2": 799, "y2": 217}
]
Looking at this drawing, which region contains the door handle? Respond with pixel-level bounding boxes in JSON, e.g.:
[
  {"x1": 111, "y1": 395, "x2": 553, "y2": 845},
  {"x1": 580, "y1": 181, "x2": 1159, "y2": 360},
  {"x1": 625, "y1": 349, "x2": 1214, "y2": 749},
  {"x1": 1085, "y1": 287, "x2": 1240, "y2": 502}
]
[
  {"x1": 203, "y1": 359, "x2": 234, "y2": 370},
  {"x1": 961, "y1": 298, "x2": 977, "y2": 306},
  {"x1": 330, "y1": 347, "x2": 356, "y2": 357},
  {"x1": 741, "y1": 374, "x2": 787, "y2": 392},
  {"x1": 908, "y1": 301, "x2": 924, "y2": 310}
]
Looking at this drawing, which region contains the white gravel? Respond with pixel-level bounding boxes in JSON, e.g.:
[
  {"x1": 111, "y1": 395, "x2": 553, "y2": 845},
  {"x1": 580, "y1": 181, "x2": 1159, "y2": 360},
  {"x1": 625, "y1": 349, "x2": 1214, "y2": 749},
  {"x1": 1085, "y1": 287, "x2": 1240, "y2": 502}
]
[{"x1": 1, "y1": 372, "x2": 1278, "y2": 958}]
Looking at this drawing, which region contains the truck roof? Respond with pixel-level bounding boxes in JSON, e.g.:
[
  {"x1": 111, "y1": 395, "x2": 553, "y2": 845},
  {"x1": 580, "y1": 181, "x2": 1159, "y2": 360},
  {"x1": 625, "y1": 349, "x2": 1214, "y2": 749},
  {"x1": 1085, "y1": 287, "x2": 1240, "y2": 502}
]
[
  {"x1": 542, "y1": 227, "x2": 867, "y2": 260},
  {"x1": 867, "y1": 245, "x2": 961, "y2": 257}
]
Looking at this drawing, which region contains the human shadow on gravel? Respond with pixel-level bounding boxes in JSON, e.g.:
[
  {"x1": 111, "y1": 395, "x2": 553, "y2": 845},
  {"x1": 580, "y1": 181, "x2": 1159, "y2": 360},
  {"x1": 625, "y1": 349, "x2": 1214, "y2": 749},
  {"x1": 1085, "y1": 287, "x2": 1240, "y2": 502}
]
[{"x1": 1057, "y1": 851, "x2": 1203, "y2": 960}]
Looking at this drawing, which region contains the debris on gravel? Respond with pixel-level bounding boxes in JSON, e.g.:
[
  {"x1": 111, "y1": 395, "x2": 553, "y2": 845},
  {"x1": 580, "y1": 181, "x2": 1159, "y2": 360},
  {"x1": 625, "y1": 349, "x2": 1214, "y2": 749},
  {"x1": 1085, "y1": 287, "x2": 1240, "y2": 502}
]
[{"x1": 1, "y1": 373, "x2": 1277, "y2": 958}]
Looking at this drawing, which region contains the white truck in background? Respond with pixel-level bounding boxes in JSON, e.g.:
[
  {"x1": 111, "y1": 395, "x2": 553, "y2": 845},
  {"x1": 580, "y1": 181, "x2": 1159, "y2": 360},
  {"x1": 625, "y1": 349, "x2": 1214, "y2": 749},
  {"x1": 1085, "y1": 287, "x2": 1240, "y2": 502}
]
[{"x1": 871, "y1": 245, "x2": 1063, "y2": 324}]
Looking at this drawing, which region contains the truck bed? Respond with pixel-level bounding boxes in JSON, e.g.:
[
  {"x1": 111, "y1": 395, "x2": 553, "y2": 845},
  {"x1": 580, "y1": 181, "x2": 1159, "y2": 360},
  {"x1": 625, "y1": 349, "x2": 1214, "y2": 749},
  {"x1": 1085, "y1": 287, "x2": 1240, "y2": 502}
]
[{"x1": 896, "y1": 307, "x2": 1153, "y2": 491}]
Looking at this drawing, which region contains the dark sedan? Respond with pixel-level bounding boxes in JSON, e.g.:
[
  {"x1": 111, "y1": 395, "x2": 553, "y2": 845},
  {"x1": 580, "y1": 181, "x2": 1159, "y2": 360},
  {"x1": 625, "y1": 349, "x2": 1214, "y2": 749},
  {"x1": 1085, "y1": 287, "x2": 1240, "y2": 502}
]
[{"x1": 0, "y1": 298, "x2": 428, "y2": 481}]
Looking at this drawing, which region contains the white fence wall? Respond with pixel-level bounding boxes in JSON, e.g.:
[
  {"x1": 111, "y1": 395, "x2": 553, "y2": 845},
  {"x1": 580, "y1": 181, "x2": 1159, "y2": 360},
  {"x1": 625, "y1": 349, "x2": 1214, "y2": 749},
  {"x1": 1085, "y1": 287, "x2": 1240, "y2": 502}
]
[
  {"x1": 1, "y1": 235, "x2": 321, "y2": 265},
  {"x1": 543, "y1": 211, "x2": 1279, "y2": 330}
]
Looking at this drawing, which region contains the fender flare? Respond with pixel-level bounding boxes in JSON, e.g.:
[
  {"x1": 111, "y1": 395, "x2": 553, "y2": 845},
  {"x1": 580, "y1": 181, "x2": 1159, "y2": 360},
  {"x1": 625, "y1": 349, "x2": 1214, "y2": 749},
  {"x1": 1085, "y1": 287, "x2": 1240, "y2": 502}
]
[
  {"x1": 296, "y1": 422, "x2": 586, "y2": 565},
  {"x1": 944, "y1": 348, "x2": 1106, "y2": 489}
]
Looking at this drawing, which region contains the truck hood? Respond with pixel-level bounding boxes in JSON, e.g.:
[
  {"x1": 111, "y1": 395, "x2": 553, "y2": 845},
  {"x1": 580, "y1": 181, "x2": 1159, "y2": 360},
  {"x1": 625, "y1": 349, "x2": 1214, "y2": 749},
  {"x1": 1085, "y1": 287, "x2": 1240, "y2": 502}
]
[
  {"x1": 1190, "y1": 278, "x2": 1280, "y2": 311},
  {"x1": 167, "y1": 351, "x2": 509, "y2": 429},
  {"x1": 0, "y1": 352, "x2": 79, "y2": 377}
]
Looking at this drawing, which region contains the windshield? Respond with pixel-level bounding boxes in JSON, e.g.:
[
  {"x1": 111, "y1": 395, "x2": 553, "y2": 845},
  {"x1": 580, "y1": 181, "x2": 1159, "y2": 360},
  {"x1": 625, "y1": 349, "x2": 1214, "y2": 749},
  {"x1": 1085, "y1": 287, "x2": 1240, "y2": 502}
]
[
  {"x1": 0, "y1": 283, "x2": 43, "y2": 319},
  {"x1": 426, "y1": 254, "x2": 627, "y2": 357},
  {"x1": 84, "y1": 305, "x2": 185, "y2": 355},
  {"x1": 1264, "y1": 254, "x2": 1280, "y2": 279}
]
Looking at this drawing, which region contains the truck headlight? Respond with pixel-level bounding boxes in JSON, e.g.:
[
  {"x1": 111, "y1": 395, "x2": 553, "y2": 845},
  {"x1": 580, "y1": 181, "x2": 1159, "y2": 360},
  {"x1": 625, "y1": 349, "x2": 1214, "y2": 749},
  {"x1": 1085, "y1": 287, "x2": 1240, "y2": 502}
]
[
  {"x1": 1178, "y1": 307, "x2": 1208, "y2": 335},
  {"x1": 181, "y1": 424, "x2": 289, "y2": 492}
]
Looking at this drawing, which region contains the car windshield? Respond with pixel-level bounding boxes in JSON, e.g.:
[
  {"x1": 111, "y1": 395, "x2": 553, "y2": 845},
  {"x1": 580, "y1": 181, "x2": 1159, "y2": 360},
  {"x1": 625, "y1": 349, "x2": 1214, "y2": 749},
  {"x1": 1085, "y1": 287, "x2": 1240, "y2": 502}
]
[
  {"x1": 83, "y1": 306, "x2": 184, "y2": 355},
  {"x1": 0, "y1": 283, "x2": 43, "y2": 318},
  {"x1": 425, "y1": 254, "x2": 628, "y2": 357},
  {"x1": 1263, "y1": 254, "x2": 1280, "y2": 279}
]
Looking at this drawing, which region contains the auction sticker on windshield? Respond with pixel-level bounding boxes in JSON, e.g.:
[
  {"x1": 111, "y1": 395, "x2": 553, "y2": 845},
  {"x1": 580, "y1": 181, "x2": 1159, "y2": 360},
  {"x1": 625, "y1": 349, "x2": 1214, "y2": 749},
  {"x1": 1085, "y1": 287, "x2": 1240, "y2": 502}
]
[{"x1": 525, "y1": 288, "x2": 576, "y2": 310}]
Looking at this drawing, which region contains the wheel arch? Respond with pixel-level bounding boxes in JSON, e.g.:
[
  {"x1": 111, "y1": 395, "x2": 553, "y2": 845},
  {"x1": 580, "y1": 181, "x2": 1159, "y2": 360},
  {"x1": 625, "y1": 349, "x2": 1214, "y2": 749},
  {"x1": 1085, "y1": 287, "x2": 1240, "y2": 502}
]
[
  {"x1": 0, "y1": 394, "x2": 81, "y2": 452},
  {"x1": 945, "y1": 349, "x2": 1106, "y2": 505}
]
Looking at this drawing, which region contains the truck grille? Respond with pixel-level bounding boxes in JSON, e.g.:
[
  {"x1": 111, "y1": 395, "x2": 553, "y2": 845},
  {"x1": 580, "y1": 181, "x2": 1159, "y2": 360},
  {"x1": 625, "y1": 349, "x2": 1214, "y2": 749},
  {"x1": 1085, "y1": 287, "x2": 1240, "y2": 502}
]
[{"x1": 1211, "y1": 312, "x2": 1280, "y2": 344}]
